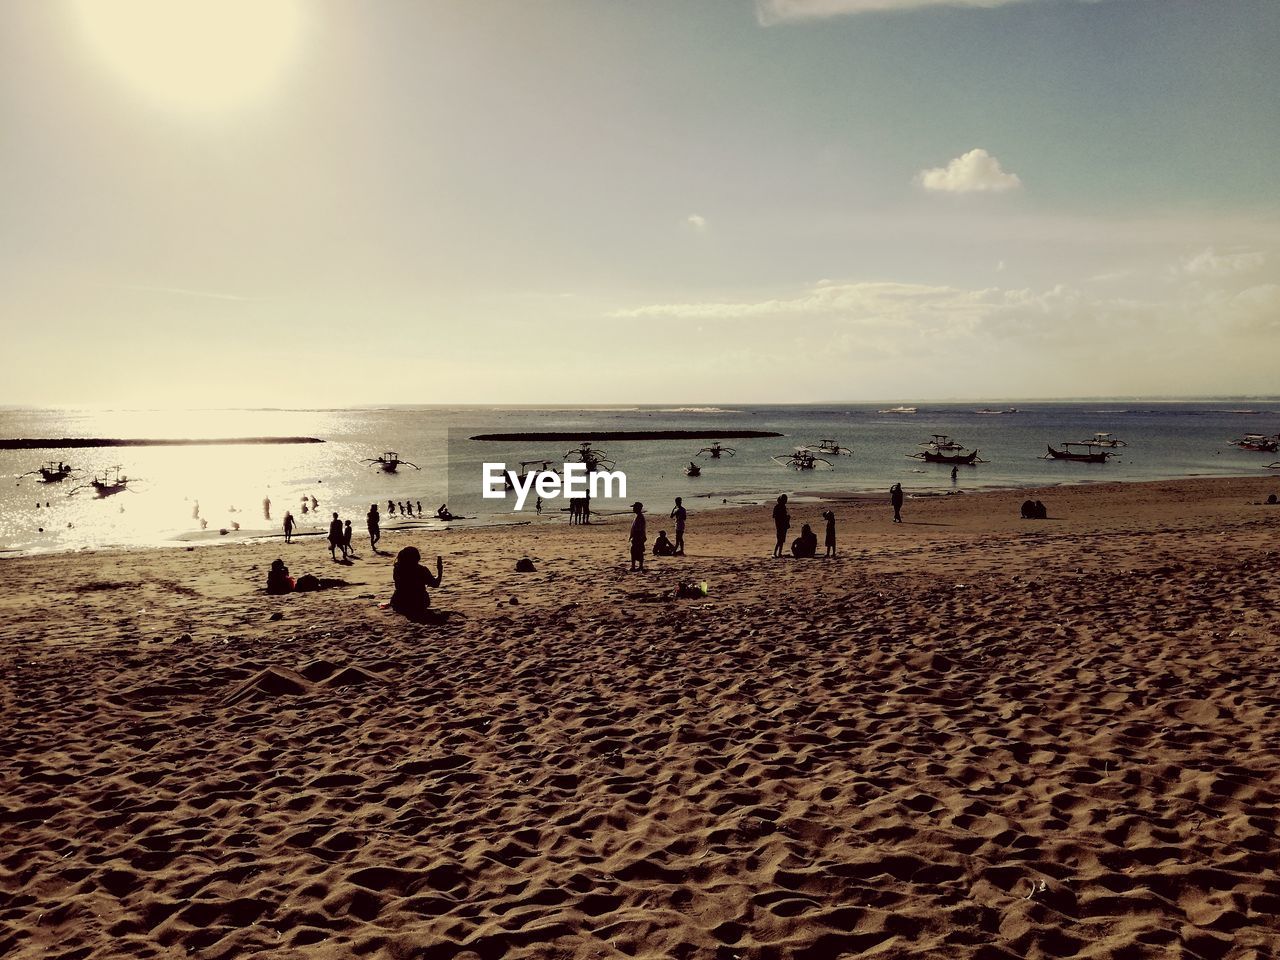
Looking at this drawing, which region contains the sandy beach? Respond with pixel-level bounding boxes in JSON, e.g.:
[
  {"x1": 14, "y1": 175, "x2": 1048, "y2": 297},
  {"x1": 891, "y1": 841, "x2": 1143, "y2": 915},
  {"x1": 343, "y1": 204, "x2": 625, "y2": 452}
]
[{"x1": 2, "y1": 476, "x2": 1279, "y2": 959}]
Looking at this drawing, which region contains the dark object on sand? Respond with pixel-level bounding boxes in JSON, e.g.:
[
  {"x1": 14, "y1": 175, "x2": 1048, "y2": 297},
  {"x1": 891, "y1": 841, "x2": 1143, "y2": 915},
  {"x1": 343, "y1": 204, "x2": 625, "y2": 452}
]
[
  {"x1": 515, "y1": 557, "x2": 537, "y2": 572},
  {"x1": 296, "y1": 574, "x2": 321, "y2": 592},
  {"x1": 1267, "y1": 493, "x2": 1277, "y2": 505},
  {"x1": 1022, "y1": 500, "x2": 1049, "y2": 519},
  {"x1": 676, "y1": 581, "x2": 707, "y2": 599},
  {"x1": 266, "y1": 559, "x2": 294, "y2": 595}
]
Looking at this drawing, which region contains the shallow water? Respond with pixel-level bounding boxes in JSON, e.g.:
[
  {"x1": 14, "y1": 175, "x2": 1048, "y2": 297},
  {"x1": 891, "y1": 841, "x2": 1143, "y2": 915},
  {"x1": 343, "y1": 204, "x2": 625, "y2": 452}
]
[{"x1": 2, "y1": 401, "x2": 1276, "y2": 555}]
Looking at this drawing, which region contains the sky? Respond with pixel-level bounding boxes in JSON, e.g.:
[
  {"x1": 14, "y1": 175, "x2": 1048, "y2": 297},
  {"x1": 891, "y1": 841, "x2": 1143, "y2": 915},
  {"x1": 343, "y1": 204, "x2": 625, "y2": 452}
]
[{"x1": 1, "y1": 0, "x2": 1278, "y2": 406}]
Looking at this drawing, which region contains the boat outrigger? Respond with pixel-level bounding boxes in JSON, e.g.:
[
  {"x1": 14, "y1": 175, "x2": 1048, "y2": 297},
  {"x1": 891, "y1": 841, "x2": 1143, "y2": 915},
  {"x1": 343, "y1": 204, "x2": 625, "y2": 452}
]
[
  {"x1": 363, "y1": 451, "x2": 420, "y2": 473},
  {"x1": 804, "y1": 439, "x2": 852, "y2": 456},
  {"x1": 19, "y1": 461, "x2": 76, "y2": 483},
  {"x1": 1230, "y1": 434, "x2": 1279, "y2": 453},
  {"x1": 920, "y1": 434, "x2": 965, "y2": 452},
  {"x1": 696, "y1": 442, "x2": 736, "y2": 459},
  {"x1": 1044, "y1": 443, "x2": 1113, "y2": 464},
  {"x1": 1076, "y1": 432, "x2": 1127, "y2": 448},
  {"x1": 71, "y1": 465, "x2": 135, "y2": 498}
]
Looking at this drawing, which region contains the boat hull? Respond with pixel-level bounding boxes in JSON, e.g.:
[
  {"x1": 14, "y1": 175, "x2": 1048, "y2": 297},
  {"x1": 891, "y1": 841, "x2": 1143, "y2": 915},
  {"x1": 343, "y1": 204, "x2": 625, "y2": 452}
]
[
  {"x1": 921, "y1": 450, "x2": 980, "y2": 465},
  {"x1": 1046, "y1": 444, "x2": 1109, "y2": 464}
]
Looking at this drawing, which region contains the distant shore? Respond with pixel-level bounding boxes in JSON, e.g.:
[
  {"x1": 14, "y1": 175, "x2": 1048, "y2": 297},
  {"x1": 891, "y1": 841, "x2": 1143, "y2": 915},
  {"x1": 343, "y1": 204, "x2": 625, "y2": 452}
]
[
  {"x1": 0, "y1": 436, "x2": 325, "y2": 449},
  {"x1": 469, "y1": 430, "x2": 783, "y2": 441}
]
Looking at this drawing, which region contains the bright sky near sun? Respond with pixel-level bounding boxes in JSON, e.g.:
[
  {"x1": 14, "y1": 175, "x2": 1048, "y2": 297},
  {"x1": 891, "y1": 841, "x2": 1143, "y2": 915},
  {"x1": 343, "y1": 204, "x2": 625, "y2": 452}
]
[{"x1": 1, "y1": 0, "x2": 1278, "y2": 405}]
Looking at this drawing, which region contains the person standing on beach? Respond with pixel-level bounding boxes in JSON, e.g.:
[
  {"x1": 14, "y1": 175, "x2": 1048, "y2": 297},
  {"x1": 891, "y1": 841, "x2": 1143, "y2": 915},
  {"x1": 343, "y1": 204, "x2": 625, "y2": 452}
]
[
  {"x1": 367, "y1": 503, "x2": 381, "y2": 551},
  {"x1": 342, "y1": 520, "x2": 355, "y2": 559},
  {"x1": 535, "y1": 496, "x2": 543, "y2": 516},
  {"x1": 263, "y1": 496, "x2": 271, "y2": 520},
  {"x1": 328, "y1": 512, "x2": 343, "y2": 560},
  {"x1": 890, "y1": 483, "x2": 904, "y2": 523},
  {"x1": 823, "y1": 509, "x2": 836, "y2": 557},
  {"x1": 629, "y1": 502, "x2": 647, "y2": 571},
  {"x1": 283, "y1": 511, "x2": 296, "y2": 543},
  {"x1": 670, "y1": 497, "x2": 687, "y2": 556},
  {"x1": 772, "y1": 494, "x2": 790, "y2": 557},
  {"x1": 950, "y1": 466, "x2": 958, "y2": 484}
]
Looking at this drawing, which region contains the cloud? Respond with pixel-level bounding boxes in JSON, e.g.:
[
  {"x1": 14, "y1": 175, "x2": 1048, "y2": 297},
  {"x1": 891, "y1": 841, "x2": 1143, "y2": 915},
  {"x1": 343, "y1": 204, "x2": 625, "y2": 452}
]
[
  {"x1": 687, "y1": 214, "x2": 708, "y2": 231},
  {"x1": 918, "y1": 148, "x2": 1022, "y2": 193},
  {"x1": 1180, "y1": 247, "x2": 1265, "y2": 279},
  {"x1": 757, "y1": 0, "x2": 1103, "y2": 23}
]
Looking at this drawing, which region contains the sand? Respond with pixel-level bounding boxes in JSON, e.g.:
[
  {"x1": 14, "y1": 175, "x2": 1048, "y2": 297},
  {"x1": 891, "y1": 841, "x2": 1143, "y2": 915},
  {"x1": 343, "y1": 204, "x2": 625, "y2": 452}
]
[{"x1": 1, "y1": 477, "x2": 1279, "y2": 959}]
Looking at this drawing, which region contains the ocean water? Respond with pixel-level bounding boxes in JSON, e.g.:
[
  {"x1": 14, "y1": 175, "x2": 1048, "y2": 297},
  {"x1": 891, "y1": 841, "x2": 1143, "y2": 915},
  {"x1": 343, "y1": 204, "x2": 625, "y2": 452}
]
[{"x1": 2, "y1": 402, "x2": 1277, "y2": 556}]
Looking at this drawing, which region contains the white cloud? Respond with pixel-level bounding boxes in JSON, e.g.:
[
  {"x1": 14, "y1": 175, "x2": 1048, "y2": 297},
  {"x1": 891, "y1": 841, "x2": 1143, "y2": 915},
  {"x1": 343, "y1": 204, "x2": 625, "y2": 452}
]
[
  {"x1": 687, "y1": 213, "x2": 708, "y2": 231},
  {"x1": 1180, "y1": 247, "x2": 1265, "y2": 279},
  {"x1": 757, "y1": 0, "x2": 1104, "y2": 24},
  {"x1": 918, "y1": 148, "x2": 1022, "y2": 193}
]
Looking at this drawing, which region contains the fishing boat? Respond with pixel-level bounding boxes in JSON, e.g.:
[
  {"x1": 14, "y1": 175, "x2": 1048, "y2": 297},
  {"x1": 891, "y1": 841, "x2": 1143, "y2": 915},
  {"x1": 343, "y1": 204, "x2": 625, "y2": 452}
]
[
  {"x1": 1076, "y1": 432, "x2": 1127, "y2": 448},
  {"x1": 974, "y1": 407, "x2": 1018, "y2": 415},
  {"x1": 71, "y1": 465, "x2": 134, "y2": 497},
  {"x1": 878, "y1": 405, "x2": 917, "y2": 414},
  {"x1": 909, "y1": 448, "x2": 984, "y2": 465},
  {"x1": 920, "y1": 434, "x2": 965, "y2": 452},
  {"x1": 20, "y1": 461, "x2": 75, "y2": 483},
  {"x1": 683, "y1": 461, "x2": 702, "y2": 477},
  {"x1": 1230, "y1": 434, "x2": 1279, "y2": 453},
  {"x1": 504, "y1": 459, "x2": 559, "y2": 490},
  {"x1": 773, "y1": 449, "x2": 833, "y2": 470},
  {"x1": 363, "y1": 451, "x2": 421, "y2": 473},
  {"x1": 1044, "y1": 443, "x2": 1113, "y2": 464},
  {"x1": 804, "y1": 438, "x2": 853, "y2": 456},
  {"x1": 696, "y1": 442, "x2": 736, "y2": 459}
]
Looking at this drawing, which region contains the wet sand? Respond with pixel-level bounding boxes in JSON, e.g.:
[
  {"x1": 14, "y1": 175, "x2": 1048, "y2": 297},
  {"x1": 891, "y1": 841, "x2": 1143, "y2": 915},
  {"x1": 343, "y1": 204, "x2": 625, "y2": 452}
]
[{"x1": 2, "y1": 477, "x2": 1279, "y2": 959}]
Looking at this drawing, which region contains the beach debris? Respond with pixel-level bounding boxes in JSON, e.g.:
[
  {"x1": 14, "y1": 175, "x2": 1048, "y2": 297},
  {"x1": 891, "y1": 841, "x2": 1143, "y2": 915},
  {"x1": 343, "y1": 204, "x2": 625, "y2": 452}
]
[{"x1": 1024, "y1": 878, "x2": 1047, "y2": 900}]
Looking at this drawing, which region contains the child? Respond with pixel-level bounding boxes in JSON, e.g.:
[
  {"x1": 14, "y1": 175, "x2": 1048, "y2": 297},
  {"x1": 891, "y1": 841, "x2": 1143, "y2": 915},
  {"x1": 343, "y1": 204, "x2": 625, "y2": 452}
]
[{"x1": 823, "y1": 509, "x2": 836, "y2": 557}]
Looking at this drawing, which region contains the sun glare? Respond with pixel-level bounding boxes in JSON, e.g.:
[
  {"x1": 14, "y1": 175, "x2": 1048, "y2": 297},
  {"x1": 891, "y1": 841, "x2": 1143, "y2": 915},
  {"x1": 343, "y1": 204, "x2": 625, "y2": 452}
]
[{"x1": 71, "y1": 0, "x2": 303, "y2": 113}]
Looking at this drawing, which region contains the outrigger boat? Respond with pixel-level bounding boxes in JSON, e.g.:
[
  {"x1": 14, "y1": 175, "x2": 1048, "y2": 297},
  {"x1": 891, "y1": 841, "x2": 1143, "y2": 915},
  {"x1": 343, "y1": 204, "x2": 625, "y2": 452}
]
[
  {"x1": 564, "y1": 442, "x2": 616, "y2": 473},
  {"x1": 1230, "y1": 434, "x2": 1279, "y2": 453},
  {"x1": 363, "y1": 451, "x2": 420, "y2": 473},
  {"x1": 804, "y1": 439, "x2": 852, "y2": 456},
  {"x1": 920, "y1": 434, "x2": 965, "y2": 452},
  {"x1": 909, "y1": 448, "x2": 985, "y2": 465},
  {"x1": 878, "y1": 406, "x2": 917, "y2": 414},
  {"x1": 1044, "y1": 443, "x2": 1113, "y2": 464},
  {"x1": 773, "y1": 448, "x2": 833, "y2": 470},
  {"x1": 974, "y1": 407, "x2": 1018, "y2": 415},
  {"x1": 696, "y1": 442, "x2": 736, "y2": 459},
  {"x1": 71, "y1": 465, "x2": 134, "y2": 498},
  {"x1": 20, "y1": 461, "x2": 76, "y2": 483},
  {"x1": 504, "y1": 459, "x2": 559, "y2": 490},
  {"x1": 683, "y1": 461, "x2": 702, "y2": 477},
  {"x1": 1076, "y1": 432, "x2": 1127, "y2": 448}
]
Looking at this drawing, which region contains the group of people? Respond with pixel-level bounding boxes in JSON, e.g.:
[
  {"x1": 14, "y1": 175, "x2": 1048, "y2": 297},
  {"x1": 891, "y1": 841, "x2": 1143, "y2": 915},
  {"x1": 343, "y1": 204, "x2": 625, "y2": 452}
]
[{"x1": 771, "y1": 483, "x2": 907, "y2": 558}]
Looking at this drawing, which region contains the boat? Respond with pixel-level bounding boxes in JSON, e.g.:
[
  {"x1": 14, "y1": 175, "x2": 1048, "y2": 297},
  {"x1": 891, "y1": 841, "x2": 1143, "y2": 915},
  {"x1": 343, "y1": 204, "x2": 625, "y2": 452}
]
[
  {"x1": 71, "y1": 465, "x2": 134, "y2": 497},
  {"x1": 974, "y1": 407, "x2": 1018, "y2": 415},
  {"x1": 773, "y1": 449, "x2": 833, "y2": 470},
  {"x1": 909, "y1": 448, "x2": 984, "y2": 465},
  {"x1": 919, "y1": 434, "x2": 965, "y2": 452},
  {"x1": 363, "y1": 451, "x2": 421, "y2": 473},
  {"x1": 878, "y1": 406, "x2": 917, "y2": 414},
  {"x1": 683, "y1": 461, "x2": 701, "y2": 477},
  {"x1": 1076, "y1": 432, "x2": 1127, "y2": 448},
  {"x1": 804, "y1": 438, "x2": 852, "y2": 456},
  {"x1": 20, "y1": 461, "x2": 75, "y2": 483},
  {"x1": 696, "y1": 442, "x2": 736, "y2": 459},
  {"x1": 1230, "y1": 434, "x2": 1279, "y2": 453},
  {"x1": 504, "y1": 460, "x2": 559, "y2": 490},
  {"x1": 1044, "y1": 443, "x2": 1112, "y2": 464}
]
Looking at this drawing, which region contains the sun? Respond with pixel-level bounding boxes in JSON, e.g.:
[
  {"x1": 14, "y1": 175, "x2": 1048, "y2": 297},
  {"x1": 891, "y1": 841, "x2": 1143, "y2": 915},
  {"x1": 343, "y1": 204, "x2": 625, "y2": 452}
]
[{"x1": 71, "y1": 0, "x2": 303, "y2": 114}]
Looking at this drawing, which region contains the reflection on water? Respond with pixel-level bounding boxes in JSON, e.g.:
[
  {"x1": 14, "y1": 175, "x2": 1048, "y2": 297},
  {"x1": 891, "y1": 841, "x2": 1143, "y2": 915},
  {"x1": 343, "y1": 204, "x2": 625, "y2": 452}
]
[{"x1": 1, "y1": 403, "x2": 1276, "y2": 555}]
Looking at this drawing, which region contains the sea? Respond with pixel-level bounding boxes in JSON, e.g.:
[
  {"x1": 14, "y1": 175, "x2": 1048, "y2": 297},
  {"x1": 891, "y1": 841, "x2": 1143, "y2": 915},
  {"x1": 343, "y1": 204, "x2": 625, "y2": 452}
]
[{"x1": 2, "y1": 402, "x2": 1277, "y2": 556}]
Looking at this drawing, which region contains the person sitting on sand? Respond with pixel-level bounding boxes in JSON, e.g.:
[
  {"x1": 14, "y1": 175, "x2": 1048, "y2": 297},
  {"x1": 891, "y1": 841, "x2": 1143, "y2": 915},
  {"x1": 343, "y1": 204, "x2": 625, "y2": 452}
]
[
  {"x1": 390, "y1": 546, "x2": 443, "y2": 621},
  {"x1": 652, "y1": 530, "x2": 677, "y2": 557},
  {"x1": 791, "y1": 523, "x2": 818, "y2": 558},
  {"x1": 266, "y1": 558, "x2": 294, "y2": 595},
  {"x1": 822, "y1": 509, "x2": 836, "y2": 557},
  {"x1": 436, "y1": 504, "x2": 454, "y2": 521}
]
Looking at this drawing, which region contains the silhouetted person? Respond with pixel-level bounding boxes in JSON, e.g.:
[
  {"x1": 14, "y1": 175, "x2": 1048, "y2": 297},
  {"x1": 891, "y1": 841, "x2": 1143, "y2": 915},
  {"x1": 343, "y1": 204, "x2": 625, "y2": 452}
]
[
  {"x1": 367, "y1": 504, "x2": 381, "y2": 550},
  {"x1": 342, "y1": 520, "x2": 354, "y2": 559},
  {"x1": 301, "y1": 500, "x2": 309, "y2": 515},
  {"x1": 791, "y1": 523, "x2": 818, "y2": 558},
  {"x1": 416, "y1": 500, "x2": 423, "y2": 514},
  {"x1": 405, "y1": 501, "x2": 414, "y2": 517},
  {"x1": 263, "y1": 496, "x2": 271, "y2": 520},
  {"x1": 535, "y1": 496, "x2": 543, "y2": 515},
  {"x1": 310, "y1": 496, "x2": 319, "y2": 510},
  {"x1": 653, "y1": 531, "x2": 677, "y2": 556},
  {"x1": 436, "y1": 504, "x2": 454, "y2": 521},
  {"x1": 387, "y1": 499, "x2": 395, "y2": 514},
  {"x1": 823, "y1": 509, "x2": 836, "y2": 557},
  {"x1": 772, "y1": 494, "x2": 790, "y2": 557},
  {"x1": 890, "y1": 483, "x2": 904, "y2": 523},
  {"x1": 328, "y1": 512, "x2": 343, "y2": 560},
  {"x1": 283, "y1": 511, "x2": 297, "y2": 543},
  {"x1": 391, "y1": 547, "x2": 443, "y2": 621},
  {"x1": 951, "y1": 466, "x2": 958, "y2": 483},
  {"x1": 582, "y1": 490, "x2": 591, "y2": 524},
  {"x1": 398, "y1": 501, "x2": 406, "y2": 516},
  {"x1": 1021, "y1": 499, "x2": 1036, "y2": 519},
  {"x1": 629, "y1": 502, "x2": 647, "y2": 571},
  {"x1": 671, "y1": 497, "x2": 687, "y2": 556},
  {"x1": 266, "y1": 559, "x2": 294, "y2": 595}
]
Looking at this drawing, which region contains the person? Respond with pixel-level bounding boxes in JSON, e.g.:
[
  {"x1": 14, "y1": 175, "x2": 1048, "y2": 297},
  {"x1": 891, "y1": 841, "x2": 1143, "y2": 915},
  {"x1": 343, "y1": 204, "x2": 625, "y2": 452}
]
[
  {"x1": 772, "y1": 494, "x2": 790, "y2": 557},
  {"x1": 822, "y1": 509, "x2": 836, "y2": 557},
  {"x1": 390, "y1": 547, "x2": 443, "y2": 621},
  {"x1": 951, "y1": 466, "x2": 958, "y2": 483},
  {"x1": 310, "y1": 495, "x2": 319, "y2": 510},
  {"x1": 266, "y1": 558, "x2": 294, "y2": 595},
  {"x1": 263, "y1": 495, "x2": 272, "y2": 520},
  {"x1": 436, "y1": 504, "x2": 454, "y2": 521},
  {"x1": 653, "y1": 530, "x2": 677, "y2": 556},
  {"x1": 367, "y1": 503, "x2": 381, "y2": 551},
  {"x1": 342, "y1": 519, "x2": 355, "y2": 559},
  {"x1": 398, "y1": 501, "x2": 405, "y2": 516},
  {"x1": 535, "y1": 496, "x2": 543, "y2": 516},
  {"x1": 582, "y1": 490, "x2": 591, "y2": 524},
  {"x1": 404, "y1": 501, "x2": 414, "y2": 517},
  {"x1": 890, "y1": 483, "x2": 904, "y2": 523},
  {"x1": 791, "y1": 523, "x2": 818, "y2": 558},
  {"x1": 301, "y1": 500, "x2": 309, "y2": 515},
  {"x1": 192, "y1": 500, "x2": 200, "y2": 520},
  {"x1": 387, "y1": 499, "x2": 395, "y2": 514},
  {"x1": 416, "y1": 500, "x2": 423, "y2": 514},
  {"x1": 629, "y1": 501, "x2": 647, "y2": 571},
  {"x1": 670, "y1": 497, "x2": 687, "y2": 556},
  {"x1": 328, "y1": 512, "x2": 343, "y2": 560},
  {"x1": 283, "y1": 511, "x2": 297, "y2": 543}
]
